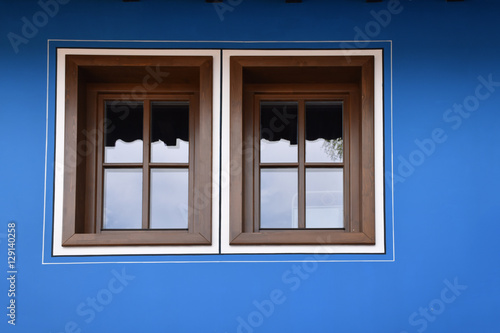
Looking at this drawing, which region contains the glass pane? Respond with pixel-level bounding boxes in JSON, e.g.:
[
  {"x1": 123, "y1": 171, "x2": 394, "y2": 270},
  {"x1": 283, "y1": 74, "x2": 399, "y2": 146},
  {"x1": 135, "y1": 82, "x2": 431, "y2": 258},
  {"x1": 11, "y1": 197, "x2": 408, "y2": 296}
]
[
  {"x1": 260, "y1": 169, "x2": 298, "y2": 229},
  {"x1": 306, "y1": 169, "x2": 343, "y2": 228},
  {"x1": 306, "y1": 101, "x2": 343, "y2": 163},
  {"x1": 151, "y1": 101, "x2": 189, "y2": 163},
  {"x1": 260, "y1": 102, "x2": 298, "y2": 163},
  {"x1": 150, "y1": 169, "x2": 189, "y2": 229},
  {"x1": 103, "y1": 169, "x2": 143, "y2": 229},
  {"x1": 104, "y1": 101, "x2": 143, "y2": 163}
]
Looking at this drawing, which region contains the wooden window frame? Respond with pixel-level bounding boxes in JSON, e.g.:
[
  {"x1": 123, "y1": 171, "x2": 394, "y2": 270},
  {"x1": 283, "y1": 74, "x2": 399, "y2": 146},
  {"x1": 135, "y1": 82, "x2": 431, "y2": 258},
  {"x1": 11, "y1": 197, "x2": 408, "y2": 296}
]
[
  {"x1": 229, "y1": 55, "x2": 376, "y2": 246},
  {"x1": 61, "y1": 54, "x2": 213, "y2": 247}
]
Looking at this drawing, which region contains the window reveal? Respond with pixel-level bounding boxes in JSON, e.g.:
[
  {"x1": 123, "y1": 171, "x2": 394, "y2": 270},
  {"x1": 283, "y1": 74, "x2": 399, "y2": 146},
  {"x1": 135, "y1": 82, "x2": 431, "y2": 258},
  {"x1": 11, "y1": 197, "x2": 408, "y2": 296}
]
[{"x1": 61, "y1": 54, "x2": 213, "y2": 246}]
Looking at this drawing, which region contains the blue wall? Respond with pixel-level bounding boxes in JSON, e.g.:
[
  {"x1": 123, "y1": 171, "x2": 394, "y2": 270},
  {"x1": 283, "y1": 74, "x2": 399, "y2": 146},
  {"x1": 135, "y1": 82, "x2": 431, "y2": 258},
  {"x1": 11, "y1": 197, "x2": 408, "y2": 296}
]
[{"x1": 1, "y1": 0, "x2": 499, "y2": 332}]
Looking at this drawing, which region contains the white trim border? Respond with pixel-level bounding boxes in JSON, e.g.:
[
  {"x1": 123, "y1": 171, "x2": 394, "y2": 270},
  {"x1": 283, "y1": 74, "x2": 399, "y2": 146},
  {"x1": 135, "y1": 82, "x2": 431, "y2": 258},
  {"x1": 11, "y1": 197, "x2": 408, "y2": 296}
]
[
  {"x1": 220, "y1": 49, "x2": 385, "y2": 254},
  {"x1": 51, "y1": 48, "x2": 221, "y2": 256}
]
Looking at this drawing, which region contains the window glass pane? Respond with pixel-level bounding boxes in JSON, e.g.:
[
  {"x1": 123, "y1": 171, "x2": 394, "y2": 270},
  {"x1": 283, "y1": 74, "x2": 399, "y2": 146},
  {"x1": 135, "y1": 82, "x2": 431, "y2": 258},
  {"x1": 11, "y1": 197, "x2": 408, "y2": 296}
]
[
  {"x1": 260, "y1": 102, "x2": 298, "y2": 163},
  {"x1": 103, "y1": 169, "x2": 143, "y2": 229},
  {"x1": 306, "y1": 101, "x2": 343, "y2": 163},
  {"x1": 306, "y1": 169, "x2": 343, "y2": 228},
  {"x1": 151, "y1": 101, "x2": 189, "y2": 163},
  {"x1": 104, "y1": 102, "x2": 143, "y2": 163},
  {"x1": 260, "y1": 169, "x2": 298, "y2": 229},
  {"x1": 150, "y1": 169, "x2": 189, "y2": 229}
]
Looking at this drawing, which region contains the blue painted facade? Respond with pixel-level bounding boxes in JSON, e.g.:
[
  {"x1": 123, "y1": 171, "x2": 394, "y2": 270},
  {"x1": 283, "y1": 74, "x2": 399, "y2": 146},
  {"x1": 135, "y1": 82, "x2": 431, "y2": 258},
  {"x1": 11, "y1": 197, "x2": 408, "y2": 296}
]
[{"x1": 1, "y1": 0, "x2": 499, "y2": 332}]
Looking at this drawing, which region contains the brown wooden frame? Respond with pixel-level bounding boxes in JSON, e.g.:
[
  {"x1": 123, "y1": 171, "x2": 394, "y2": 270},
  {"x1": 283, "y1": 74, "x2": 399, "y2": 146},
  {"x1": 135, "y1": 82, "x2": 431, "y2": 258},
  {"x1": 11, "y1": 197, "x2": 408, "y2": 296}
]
[
  {"x1": 229, "y1": 56, "x2": 375, "y2": 245},
  {"x1": 62, "y1": 55, "x2": 213, "y2": 246}
]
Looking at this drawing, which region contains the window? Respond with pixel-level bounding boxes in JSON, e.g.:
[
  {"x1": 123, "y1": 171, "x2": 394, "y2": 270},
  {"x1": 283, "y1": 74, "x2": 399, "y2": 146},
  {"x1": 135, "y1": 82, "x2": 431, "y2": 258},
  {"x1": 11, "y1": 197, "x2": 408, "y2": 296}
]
[
  {"x1": 221, "y1": 50, "x2": 384, "y2": 254},
  {"x1": 53, "y1": 48, "x2": 384, "y2": 256},
  {"x1": 53, "y1": 49, "x2": 220, "y2": 255}
]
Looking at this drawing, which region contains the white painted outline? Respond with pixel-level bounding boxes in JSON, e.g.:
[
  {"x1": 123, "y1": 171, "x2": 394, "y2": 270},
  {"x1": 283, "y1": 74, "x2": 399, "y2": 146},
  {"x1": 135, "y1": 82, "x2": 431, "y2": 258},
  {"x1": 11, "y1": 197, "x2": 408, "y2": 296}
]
[
  {"x1": 42, "y1": 39, "x2": 394, "y2": 264},
  {"x1": 42, "y1": 39, "x2": 50, "y2": 264}
]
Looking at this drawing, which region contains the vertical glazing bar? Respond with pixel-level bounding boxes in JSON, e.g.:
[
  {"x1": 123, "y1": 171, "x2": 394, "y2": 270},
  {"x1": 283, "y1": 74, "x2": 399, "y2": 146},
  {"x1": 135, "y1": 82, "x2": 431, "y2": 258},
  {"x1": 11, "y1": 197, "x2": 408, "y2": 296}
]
[
  {"x1": 142, "y1": 100, "x2": 150, "y2": 229},
  {"x1": 298, "y1": 99, "x2": 306, "y2": 229}
]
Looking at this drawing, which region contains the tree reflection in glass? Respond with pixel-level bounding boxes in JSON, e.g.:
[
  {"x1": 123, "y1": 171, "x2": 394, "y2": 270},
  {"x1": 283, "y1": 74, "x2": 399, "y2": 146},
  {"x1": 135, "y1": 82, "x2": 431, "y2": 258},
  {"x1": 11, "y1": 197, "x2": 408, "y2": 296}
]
[{"x1": 306, "y1": 101, "x2": 343, "y2": 163}]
